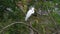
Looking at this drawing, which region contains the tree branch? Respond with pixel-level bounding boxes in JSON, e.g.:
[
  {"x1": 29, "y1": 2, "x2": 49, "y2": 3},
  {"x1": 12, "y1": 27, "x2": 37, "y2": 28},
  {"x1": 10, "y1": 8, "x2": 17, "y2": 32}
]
[{"x1": 0, "y1": 22, "x2": 39, "y2": 34}]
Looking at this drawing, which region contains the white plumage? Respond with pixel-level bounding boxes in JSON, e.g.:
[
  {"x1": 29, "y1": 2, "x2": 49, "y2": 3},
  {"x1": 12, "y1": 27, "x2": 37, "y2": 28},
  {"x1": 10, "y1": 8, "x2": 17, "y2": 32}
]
[{"x1": 25, "y1": 7, "x2": 35, "y2": 21}]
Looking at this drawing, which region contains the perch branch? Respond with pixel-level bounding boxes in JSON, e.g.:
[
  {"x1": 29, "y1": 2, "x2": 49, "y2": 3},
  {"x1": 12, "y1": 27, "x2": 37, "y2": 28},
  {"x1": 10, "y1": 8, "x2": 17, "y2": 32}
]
[{"x1": 0, "y1": 22, "x2": 39, "y2": 34}]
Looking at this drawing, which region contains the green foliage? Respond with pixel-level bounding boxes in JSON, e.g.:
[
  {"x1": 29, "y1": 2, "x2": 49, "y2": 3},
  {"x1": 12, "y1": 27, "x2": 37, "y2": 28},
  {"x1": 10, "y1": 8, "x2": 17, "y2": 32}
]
[
  {"x1": 0, "y1": 0, "x2": 60, "y2": 34},
  {"x1": 51, "y1": 12, "x2": 60, "y2": 24}
]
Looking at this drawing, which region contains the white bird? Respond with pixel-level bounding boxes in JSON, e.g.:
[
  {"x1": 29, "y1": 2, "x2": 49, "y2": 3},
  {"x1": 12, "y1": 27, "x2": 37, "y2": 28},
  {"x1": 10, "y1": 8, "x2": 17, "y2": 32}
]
[{"x1": 25, "y1": 7, "x2": 35, "y2": 21}]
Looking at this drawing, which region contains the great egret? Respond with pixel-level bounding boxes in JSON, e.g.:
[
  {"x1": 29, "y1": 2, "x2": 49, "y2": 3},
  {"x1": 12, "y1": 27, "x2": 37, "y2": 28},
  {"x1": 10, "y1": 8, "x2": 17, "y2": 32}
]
[{"x1": 25, "y1": 7, "x2": 35, "y2": 21}]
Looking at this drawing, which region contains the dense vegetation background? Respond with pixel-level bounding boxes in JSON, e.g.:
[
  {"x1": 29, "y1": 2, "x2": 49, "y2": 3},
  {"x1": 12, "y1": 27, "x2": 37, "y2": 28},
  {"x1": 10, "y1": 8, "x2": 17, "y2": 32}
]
[{"x1": 0, "y1": 0, "x2": 60, "y2": 34}]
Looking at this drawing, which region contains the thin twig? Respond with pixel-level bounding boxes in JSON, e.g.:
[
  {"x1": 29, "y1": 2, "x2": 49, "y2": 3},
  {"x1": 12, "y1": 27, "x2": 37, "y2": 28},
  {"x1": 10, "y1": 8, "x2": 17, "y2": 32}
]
[
  {"x1": 47, "y1": 9, "x2": 57, "y2": 25},
  {"x1": 48, "y1": 12, "x2": 57, "y2": 25}
]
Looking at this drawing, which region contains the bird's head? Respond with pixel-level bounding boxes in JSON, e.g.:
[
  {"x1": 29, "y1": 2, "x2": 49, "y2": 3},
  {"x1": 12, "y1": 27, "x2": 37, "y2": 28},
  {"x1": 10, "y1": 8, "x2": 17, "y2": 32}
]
[{"x1": 31, "y1": 7, "x2": 35, "y2": 13}]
